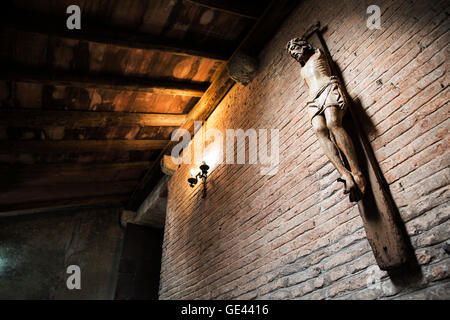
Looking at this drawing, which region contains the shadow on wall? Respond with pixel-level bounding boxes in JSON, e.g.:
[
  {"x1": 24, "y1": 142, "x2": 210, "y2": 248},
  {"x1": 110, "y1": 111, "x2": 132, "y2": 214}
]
[
  {"x1": 330, "y1": 54, "x2": 424, "y2": 287},
  {"x1": 344, "y1": 97, "x2": 423, "y2": 286},
  {"x1": 115, "y1": 223, "x2": 163, "y2": 300}
]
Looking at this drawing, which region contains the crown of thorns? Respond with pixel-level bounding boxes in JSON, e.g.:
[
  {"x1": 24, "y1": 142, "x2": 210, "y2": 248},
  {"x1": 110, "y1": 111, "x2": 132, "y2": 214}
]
[{"x1": 286, "y1": 38, "x2": 314, "y2": 52}]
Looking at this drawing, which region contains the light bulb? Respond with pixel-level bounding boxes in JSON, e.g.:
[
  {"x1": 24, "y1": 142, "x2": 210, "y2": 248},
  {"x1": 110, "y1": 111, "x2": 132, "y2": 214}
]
[{"x1": 202, "y1": 150, "x2": 218, "y2": 168}]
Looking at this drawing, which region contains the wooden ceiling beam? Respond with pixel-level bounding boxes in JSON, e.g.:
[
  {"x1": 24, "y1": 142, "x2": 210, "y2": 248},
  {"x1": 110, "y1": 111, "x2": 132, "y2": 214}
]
[
  {"x1": 0, "y1": 197, "x2": 127, "y2": 217},
  {"x1": 0, "y1": 109, "x2": 188, "y2": 128},
  {"x1": 163, "y1": 63, "x2": 235, "y2": 152},
  {"x1": 2, "y1": 8, "x2": 229, "y2": 61},
  {"x1": 127, "y1": 56, "x2": 235, "y2": 211},
  {"x1": 0, "y1": 69, "x2": 208, "y2": 97},
  {"x1": 0, "y1": 139, "x2": 169, "y2": 154},
  {"x1": 1, "y1": 161, "x2": 152, "y2": 187},
  {"x1": 185, "y1": 0, "x2": 261, "y2": 19},
  {"x1": 0, "y1": 181, "x2": 136, "y2": 211},
  {"x1": 126, "y1": 0, "x2": 301, "y2": 211}
]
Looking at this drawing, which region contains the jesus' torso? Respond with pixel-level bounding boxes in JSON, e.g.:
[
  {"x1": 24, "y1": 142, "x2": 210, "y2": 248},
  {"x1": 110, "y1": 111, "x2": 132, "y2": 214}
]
[{"x1": 300, "y1": 49, "x2": 333, "y2": 99}]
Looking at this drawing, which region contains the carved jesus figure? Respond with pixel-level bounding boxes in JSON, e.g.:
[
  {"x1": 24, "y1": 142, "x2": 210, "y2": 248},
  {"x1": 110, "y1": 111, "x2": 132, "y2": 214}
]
[{"x1": 286, "y1": 38, "x2": 366, "y2": 196}]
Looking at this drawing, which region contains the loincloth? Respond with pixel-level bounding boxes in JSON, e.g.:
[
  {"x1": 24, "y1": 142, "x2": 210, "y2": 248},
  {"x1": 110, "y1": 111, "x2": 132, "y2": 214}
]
[{"x1": 306, "y1": 76, "x2": 347, "y2": 121}]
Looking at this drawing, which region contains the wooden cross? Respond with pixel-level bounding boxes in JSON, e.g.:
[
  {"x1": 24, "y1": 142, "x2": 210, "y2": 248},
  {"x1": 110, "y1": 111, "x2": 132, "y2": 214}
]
[{"x1": 302, "y1": 22, "x2": 410, "y2": 271}]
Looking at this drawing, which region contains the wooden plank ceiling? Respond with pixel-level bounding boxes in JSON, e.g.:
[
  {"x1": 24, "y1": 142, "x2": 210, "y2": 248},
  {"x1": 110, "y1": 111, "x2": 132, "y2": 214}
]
[{"x1": 0, "y1": 0, "x2": 272, "y2": 213}]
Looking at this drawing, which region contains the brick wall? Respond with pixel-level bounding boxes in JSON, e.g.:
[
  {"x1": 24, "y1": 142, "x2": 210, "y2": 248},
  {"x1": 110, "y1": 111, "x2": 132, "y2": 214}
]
[{"x1": 160, "y1": 0, "x2": 449, "y2": 299}]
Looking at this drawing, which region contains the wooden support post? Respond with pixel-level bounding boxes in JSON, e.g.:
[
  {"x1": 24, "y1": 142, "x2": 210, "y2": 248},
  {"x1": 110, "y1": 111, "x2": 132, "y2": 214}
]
[{"x1": 305, "y1": 22, "x2": 409, "y2": 270}]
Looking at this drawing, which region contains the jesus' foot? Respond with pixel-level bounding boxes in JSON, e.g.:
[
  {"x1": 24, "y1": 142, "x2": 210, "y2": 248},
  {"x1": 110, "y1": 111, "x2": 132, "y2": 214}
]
[
  {"x1": 338, "y1": 171, "x2": 356, "y2": 194},
  {"x1": 352, "y1": 172, "x2": 366, "y2": 195}
]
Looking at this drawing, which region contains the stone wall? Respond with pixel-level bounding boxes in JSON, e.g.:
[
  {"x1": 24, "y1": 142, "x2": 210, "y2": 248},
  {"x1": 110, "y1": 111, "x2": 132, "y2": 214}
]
[{"x1": 0, "y1": 205, "x2": 123, "y2": 299}]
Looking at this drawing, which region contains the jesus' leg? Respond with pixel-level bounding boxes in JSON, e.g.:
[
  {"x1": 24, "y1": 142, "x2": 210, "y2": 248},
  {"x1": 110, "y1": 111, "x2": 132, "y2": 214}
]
[
  {"x1": 324, "y1": 106, "x2": 366, "y2": 195},
  {"x1": 309, "y1": 109, "x2": 356, "y2": 193}
]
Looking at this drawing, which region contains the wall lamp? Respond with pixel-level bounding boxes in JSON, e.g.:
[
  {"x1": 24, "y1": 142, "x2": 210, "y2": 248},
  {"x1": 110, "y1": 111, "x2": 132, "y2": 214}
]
[{"x1": 187, "y1": 162, "x2": 209, "y2": 198}]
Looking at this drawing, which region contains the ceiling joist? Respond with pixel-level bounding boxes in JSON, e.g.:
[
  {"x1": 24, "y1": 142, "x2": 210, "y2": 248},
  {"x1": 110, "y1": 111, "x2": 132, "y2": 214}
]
[
  {"x1": 1, "y1": 161, "x2": 152, "y2": 187},
  {"x1": 0, "y1": 181, "x2": 137, "y2": 211},
  {"x1": 0, "y1": 195, "x2": 129, "y2": 217},
  {"x1": 185, "y1": 0, "x2": 261, "y2": 20},
  {"x1": 0, "y1": 139, "x2": 169, "y2": 154},
  {"x1": 2, "y1": 8, "x2": 229, "y2": 61},
  {"x1": 0, "y1": 69, "x2": 208, "y2": 97},
  {"x1": 0, "y1": 109, "x2": 188, "y2": 128}
]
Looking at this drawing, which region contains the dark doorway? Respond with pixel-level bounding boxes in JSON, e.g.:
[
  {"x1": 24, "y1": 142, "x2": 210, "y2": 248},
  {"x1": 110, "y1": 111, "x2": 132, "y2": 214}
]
[{"x1": 114, "y1": 224, "x2": 163, "y2": 300}]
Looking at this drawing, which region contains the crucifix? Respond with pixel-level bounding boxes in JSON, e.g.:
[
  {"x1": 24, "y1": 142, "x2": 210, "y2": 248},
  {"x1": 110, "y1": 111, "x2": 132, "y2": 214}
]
[{"x1": 286, "y1": 22, "x2": 411, "y2": 271}]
